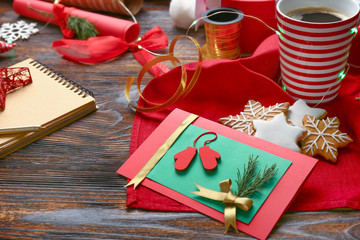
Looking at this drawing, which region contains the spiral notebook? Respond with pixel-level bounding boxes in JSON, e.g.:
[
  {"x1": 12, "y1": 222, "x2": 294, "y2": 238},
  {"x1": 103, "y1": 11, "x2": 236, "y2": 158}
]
[{"x1": 0, "y1": 58, "x2": 97, "y2": 158}]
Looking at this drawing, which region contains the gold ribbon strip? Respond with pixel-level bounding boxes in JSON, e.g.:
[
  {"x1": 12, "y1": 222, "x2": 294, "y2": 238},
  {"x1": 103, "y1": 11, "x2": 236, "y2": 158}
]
[
  {"x1": 126, "y1": 113, "x2": 199, "y2": 189},
  {"x1": 125, "y1": 35, "x2": 203, "y2": 112},
  {"x1": 193, "y1": 179, "x2": 253, "y2": 233}
]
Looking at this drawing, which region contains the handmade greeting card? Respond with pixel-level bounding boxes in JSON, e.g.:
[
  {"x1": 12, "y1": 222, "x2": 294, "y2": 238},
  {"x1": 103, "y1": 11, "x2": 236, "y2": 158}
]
[{"x1": 117, "y1": 108, "x2": 318, "y2": 239}]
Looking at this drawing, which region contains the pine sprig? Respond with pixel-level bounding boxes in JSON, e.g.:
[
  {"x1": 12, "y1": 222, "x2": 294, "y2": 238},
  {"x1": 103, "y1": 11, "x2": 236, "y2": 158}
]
[
  {"x1": 235, "y1": 155, "x2": 278, "y2": 198},
  {"x1": 67, "y1": 16, "x2": 98, "y2": 40}
]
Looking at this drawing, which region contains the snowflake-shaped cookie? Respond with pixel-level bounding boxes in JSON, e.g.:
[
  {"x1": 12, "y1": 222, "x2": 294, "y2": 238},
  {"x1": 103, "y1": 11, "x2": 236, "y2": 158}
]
[
  {"x1": 301, "y1": 115, "x2": 353, "y2": 162},
  {"x1": 253, "y1": 113, "x2": 305, "y2": 152},
  {"x1": 0, "y1": 20, "x2": 39, "y2": 43},
  {"x1": 218, "y1": 100, "x2": 290, "y2": 135}
]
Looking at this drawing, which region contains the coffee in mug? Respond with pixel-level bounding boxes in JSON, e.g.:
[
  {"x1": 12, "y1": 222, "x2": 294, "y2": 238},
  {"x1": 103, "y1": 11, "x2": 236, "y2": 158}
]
[
  {"x1": 276, "y1": 0, "x2": 360, "y2": 105},
  {"x1": 286, "y1": 7, "x2": 348, "y2": 23}
]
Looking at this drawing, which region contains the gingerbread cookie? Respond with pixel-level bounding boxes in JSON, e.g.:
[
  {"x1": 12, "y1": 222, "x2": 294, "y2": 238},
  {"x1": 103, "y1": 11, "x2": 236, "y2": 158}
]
[
  {"x1": 253, "y1": 113, "x2": 306, "y2": 152},
  {"x1": 219, "y1": 100, "x2": 290, "y2": 135},
  {"x1": 287, "y1": 99, "x2": 327, "y2": 127},
  {"x1": 301, "y1": 115, "x2": 353, "y2": 162}
]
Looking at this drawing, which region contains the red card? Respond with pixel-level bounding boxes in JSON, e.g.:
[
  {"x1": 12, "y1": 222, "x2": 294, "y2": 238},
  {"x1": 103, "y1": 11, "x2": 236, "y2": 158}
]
[{"x1": 117, "y1": 108, "x2": 318, "y2": 239}]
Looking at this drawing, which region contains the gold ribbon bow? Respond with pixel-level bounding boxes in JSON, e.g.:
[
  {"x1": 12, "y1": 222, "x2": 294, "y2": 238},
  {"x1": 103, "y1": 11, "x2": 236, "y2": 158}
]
[{"x1": 193, "y1": 179, "x2": 253, "y2": 233}]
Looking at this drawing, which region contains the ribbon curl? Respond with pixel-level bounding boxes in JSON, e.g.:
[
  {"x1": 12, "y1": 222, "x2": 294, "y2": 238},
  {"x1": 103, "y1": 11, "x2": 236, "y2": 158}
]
[
  {"x1": 193, "y1": 179, "x2": 253, "y2": 233},
  {"x1": 125, "y1": 35, "x2": 203, "y2": 112}
]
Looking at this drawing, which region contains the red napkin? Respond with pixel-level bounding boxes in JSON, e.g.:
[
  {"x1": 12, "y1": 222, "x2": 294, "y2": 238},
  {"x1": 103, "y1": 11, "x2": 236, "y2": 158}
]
[{"x1": 125, "y1": 33, "x2": 360, "y2": 212}]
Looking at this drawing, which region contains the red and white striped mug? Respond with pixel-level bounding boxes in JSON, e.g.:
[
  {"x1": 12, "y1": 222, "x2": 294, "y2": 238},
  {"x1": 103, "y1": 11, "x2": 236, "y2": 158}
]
[{"x1": 276, "y1": 0, "x2": 360, "y2": 104}]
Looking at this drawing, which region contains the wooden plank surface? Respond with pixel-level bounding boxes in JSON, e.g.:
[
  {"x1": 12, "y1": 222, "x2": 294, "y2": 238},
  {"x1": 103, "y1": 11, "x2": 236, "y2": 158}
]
[{"x1": 0, "y1": 0, "x2": 359, "y2": 239}]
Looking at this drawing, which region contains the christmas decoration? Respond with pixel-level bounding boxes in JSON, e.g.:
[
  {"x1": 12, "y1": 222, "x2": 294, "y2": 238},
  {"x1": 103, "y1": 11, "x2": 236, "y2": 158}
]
[
  {"x1": 67, "y1": 16, "x2": 98, "y2": 40},
  {"x1": 118, "y1": 108, "x2": 316, "y2": 239},
  {"x1": 0, "y1": 41, "x2": 16, "y2": 53},
  {"x1": 235, "y1": 155, "x2": 277, "y2": 198},
  {"x1": 194, "y1": 154, "x2": 277, "y2": 233},
  {"x1": 13, "y1": 0, "x2": 168, "y2": 75},
  {"x1": 174, "y1": 131, "x2": 220, "y2": 171},
  {"x1": 0, "y1": 20, "x2": 39, "y2": 43},
  {"x1": 13, "y1": 0, "x2": 140, "y2": 42},
  {"x1": 0, "y1": 67, "x2": 32, "y2": 110},
  {"x1": 169, "y1": 0, "x2": 197, "y2": 29}
]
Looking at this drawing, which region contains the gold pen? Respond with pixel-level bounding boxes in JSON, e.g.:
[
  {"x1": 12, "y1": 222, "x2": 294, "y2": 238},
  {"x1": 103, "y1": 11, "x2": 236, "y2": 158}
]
[{"x1": 0, "y1": 125, "x2": 43, "y2": 135}]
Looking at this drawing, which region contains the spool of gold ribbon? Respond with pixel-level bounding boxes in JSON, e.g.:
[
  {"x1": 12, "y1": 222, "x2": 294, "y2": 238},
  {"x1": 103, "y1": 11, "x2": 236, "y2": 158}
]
[
  {"x1": 193, "y1": 179, "x2": 253, "y2": 233},
  {"x1": 201, "y1": 7, "x2": 244, "y2": 60}
]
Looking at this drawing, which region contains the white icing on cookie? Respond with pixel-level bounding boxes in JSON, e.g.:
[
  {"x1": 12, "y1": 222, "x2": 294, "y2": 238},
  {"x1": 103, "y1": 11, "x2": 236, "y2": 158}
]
[
  {"x1": 253, "y1": 113, "x2": 305, "y2": 152},
  {"x1": 287, "y1": 99, "x2": 327, "y2": 127},
  {"x1": 219, "y1": 100, "x2": 289, "y2": 135},
  {"x1": 219, "y1": 113, "x2": 255, "y2": 135},
  {"x1": 257, "y1": 103, "x2": 289, "y2": 120},
  {"x1": 301, "y1": 115, "x2": 353, "y2": 162}
]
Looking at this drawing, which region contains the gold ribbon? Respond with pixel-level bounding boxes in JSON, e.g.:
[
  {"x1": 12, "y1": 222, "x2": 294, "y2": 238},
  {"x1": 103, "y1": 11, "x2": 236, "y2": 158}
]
[
  {"x1": 125, "y1": 35, "x2": 203, "y2": 112},
  {"x1": 126, "y1": 113, "x2": 199, "y2": 189},
  {"x1": 193, "y1": 179, "x2": 253, "y2": 233}
]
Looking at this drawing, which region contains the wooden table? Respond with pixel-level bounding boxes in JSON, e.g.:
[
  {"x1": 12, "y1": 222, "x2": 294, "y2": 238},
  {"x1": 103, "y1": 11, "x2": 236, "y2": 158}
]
[{"x1": 1, "y1": 0, "x2": 359, "y2": 239}]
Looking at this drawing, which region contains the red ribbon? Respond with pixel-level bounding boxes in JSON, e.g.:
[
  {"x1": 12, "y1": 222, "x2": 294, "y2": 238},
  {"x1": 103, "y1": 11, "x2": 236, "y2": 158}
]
[
  {"x1": 52, "y1": 3, "x2": 169, "y2": 76},
  {"x1": 0, "y1": 67, "x2": 32, "y2": 110},
  {"x1": 53, "y1": 3, "x2": 75, "y2": 39}
]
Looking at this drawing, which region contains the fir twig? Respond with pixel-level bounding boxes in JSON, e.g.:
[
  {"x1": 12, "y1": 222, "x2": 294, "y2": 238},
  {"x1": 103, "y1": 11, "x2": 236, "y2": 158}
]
[
  {"x1": 235, "y1": 155, "x2": 278, "y2": 198},
  {"x1": 67, "y1": 16, "x2": 98, "y2": 40}
]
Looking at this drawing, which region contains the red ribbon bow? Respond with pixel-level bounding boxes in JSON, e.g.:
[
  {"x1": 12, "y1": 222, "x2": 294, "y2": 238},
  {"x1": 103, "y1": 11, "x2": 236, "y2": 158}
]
[
  {"x1": 0, "y1": 67, "x2": 32, "y2": 110},
  {"x1": 52, "y1": 3, "x2": 169, "y2": 76},
  {"x1": 53, "y1": 3, "x2": 75, "y2": 39}
]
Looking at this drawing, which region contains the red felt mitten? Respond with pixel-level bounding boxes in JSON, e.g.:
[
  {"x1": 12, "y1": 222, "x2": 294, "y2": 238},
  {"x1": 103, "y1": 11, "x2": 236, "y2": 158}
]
[
  {"x1": 198, "y1": 145, "x2": 220, "y2": 171},
  {"x1": 174, "y1": 146, "x2": 197, "y2": 171}
]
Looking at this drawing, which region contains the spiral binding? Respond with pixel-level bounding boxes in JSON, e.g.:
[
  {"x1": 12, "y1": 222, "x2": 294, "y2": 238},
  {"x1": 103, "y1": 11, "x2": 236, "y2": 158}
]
[{"x1": 29, "y1": 60, "x2": 95, "y2": 98}]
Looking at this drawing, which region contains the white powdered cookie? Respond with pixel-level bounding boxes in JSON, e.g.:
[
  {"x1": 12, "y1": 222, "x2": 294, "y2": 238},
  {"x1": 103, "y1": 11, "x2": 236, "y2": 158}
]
[
  {"x1": 253, "y1": 113, "x2": 306, "y2": 152},
  {"x1": 287, "y1": 99, "x2": 327, "y2": 127}
]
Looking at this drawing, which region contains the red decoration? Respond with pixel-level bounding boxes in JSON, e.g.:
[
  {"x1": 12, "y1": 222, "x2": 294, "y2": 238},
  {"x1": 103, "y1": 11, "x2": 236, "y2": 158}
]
[
  {"x1": 52, "y1": 3, "x2": 75, "y2": 39},
  {"x1": 0, "y1": 41, "x2": 16, "y2": 53},
  {"x1": 0, "y1": 67, "x2": 32, "y2": 110},
  {"x1": 13, "y1": 0, "x2": 140, "y2": 42},
  {"x1": 174, "y1": 132, "x2": 220, "y2": 172},
  {"x1": 174, "y1": 146, "x2": 197, "y2": 171},
  {"x1": 13, "y1": 0, "x2": 169, "y2": 76},
  {"x1": 125, "y1": 33, "x2": 360, "y2": 213},
  {"x1": 52, "y1": 26, "x2": 169, "y2": 76},
  {"x1": 199, "y1": 145, "x2": 220, "y2": 171}
]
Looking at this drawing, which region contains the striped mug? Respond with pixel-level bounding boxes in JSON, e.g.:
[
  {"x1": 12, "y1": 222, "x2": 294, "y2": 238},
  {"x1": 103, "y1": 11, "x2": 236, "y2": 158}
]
[{"x1": 276, "y1": 0, "x2": 360, "y2": 104}]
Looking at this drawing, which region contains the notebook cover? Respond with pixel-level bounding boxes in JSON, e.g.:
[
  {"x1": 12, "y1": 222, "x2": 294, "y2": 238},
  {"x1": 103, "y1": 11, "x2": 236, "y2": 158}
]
[
  {"x1": 117, "y1": 108, "x2": 318, "y2": 240},
  {"x1": 0, "y1": 58, "x2": 97, "y2": 157}
]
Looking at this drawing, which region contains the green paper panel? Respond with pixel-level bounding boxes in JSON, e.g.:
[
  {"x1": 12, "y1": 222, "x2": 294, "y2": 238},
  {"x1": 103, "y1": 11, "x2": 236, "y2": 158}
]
[{"x1": 147, "y1": 125, "x2": 292, "y2": 224}]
